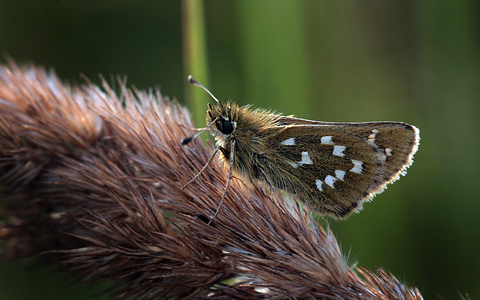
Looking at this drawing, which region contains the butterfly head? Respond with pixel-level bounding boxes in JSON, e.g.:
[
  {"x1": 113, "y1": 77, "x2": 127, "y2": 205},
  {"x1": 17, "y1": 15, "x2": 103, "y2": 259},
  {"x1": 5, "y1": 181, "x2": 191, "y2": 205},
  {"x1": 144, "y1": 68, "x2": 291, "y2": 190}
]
[
  {"x1": 180, "y1": 76, "x2": 240, "y2": 146},
  {"x1": 206, "y1": 102, "x2": 237, "y2": 140}
]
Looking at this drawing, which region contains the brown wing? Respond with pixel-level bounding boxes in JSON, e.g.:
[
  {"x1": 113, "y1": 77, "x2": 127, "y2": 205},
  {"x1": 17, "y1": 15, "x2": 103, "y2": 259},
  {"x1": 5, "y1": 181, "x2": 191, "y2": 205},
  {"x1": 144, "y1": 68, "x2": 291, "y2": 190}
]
[
  {"x1": 277, "y1": 116, "x2": 420, "y2": 185},
  {"x1": 257, "y1": 120, "x2": 419, "y2": 218}
]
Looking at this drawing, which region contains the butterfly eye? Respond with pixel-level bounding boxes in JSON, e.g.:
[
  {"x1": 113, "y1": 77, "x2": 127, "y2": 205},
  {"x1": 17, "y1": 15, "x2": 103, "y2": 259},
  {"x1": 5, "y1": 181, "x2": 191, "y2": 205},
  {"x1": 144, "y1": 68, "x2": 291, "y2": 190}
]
[{"x1": 217, "y1": 118, "x2": 234, "y2": 135}]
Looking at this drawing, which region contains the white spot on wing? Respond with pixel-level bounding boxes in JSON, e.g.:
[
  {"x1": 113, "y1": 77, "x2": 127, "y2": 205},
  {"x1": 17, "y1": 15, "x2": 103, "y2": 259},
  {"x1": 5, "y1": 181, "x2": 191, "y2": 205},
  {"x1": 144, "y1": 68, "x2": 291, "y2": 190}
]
[
  {"x1": 333, "y1": 145, "x2": 346, "y2": 157},
  {"x1": 288, "y1": 161, "x2": 299, "y2": 168},
  {"x1": 280, "y1": 138, "x2": 295, "y2": 146},
  {"x1": 325, "y1": 175, "x2": 337, "y2": 189},
  {"x1": 350, "y1": 159, "x2": 363, "y2": 174},
  {"x1": 385, "y1": 148, "x2": 393, "y2": 156},
  {"x1": 321, "y1": 136, "x2": 334, "y2": 145},
  {"x1": 368, "y1": 129, "x2": 379, "y2": 144},
  {"x1": 335, "y1": 170, "x2": 346, "y2": 180},
  {"x1": 316, "y1": 179, "x2": 323, "y2": 192},
  {"x1": 298, "y1": 151, "x2": 313, "y2": 165}
]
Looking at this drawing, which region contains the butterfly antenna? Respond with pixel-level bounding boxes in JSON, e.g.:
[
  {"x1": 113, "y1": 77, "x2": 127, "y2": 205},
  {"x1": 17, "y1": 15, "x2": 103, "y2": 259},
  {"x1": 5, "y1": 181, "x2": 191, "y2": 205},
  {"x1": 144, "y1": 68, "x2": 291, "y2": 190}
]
[
  {"x1": 181, "y1": 117, "x2": 220, "y2": 145},
  {"x1": 180, "y1": 129, "x2": 205, "y2": 145},
  {"x1": 188, "y1": 75, "x2": 220, "y2": 104}
]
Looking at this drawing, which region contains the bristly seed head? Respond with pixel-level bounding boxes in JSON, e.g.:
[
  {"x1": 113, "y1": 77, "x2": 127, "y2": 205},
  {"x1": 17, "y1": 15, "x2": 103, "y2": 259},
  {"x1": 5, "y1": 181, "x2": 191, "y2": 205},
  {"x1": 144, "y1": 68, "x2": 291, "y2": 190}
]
[{"x1": 0, "y1": 64, "x2": 423, "y2": 299}]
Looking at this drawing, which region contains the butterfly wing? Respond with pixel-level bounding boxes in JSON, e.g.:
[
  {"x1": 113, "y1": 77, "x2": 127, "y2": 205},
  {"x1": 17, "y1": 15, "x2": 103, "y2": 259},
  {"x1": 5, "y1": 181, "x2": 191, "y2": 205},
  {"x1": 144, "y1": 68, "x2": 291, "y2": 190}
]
[
  {"x1": 278, "y1": 116, "x2": 420, "y2": 188},
  {"x1": 256, "y1": 121, "x2": 419, "y2": 218}
]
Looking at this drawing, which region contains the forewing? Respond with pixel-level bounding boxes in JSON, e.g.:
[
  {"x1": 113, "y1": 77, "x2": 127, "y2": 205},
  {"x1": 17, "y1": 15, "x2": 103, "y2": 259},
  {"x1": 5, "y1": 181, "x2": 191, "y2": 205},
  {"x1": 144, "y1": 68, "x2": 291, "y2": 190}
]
[
  {"x1": 260, "y1": 121, "x2": 419, "y2": 218},
  {"x1": 278, "y1": 116, "x2": 420, "y2": 186}
]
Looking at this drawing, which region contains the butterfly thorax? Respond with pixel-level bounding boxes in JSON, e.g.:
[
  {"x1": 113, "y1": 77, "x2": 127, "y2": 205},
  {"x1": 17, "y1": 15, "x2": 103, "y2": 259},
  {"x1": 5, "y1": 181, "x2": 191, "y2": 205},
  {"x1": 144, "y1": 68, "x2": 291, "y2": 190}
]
[
  {"x1": 206, "y1": 102, "x2": 280, "y2": 147},
  {"x1": 206, "y1": 102, "x2": 283, "y2": 174}
]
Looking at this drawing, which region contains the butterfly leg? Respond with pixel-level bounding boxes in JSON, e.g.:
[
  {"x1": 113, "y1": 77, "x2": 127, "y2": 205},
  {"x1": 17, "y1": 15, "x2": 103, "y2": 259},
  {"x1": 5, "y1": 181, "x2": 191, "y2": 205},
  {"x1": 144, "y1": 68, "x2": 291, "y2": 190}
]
[
  {"x1": 182, "y1": 147, "x2": 219, "y2": 189},
  {"x1": 209, "y1": 140, "x2": 235, "y2": 224}
]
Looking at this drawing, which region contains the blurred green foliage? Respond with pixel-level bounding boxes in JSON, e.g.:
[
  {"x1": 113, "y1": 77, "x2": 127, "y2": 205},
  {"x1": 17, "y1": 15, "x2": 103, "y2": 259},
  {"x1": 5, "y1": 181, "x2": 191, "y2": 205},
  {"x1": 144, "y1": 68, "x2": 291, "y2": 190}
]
[{"x1": 1, "y1": 0, "x2": 479, "y2": 299}]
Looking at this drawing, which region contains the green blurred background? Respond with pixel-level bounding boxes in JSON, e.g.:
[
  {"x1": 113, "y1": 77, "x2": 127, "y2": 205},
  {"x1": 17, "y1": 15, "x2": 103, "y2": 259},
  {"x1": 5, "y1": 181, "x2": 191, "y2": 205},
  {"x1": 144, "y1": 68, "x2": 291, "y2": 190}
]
[{"x1": 1, "y1": 0, "x2": 479, "y2": 299}]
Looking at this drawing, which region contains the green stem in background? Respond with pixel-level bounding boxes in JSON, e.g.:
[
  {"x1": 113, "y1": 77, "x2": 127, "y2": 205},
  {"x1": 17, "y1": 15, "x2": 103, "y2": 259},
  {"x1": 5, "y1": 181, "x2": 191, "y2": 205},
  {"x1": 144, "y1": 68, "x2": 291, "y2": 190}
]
[
  {"x1": 236, "y1": 1, "x2": 309, "y2": 118},
  {"x1": 182, "y1": 0, "x2": 209, "y2": 127}
]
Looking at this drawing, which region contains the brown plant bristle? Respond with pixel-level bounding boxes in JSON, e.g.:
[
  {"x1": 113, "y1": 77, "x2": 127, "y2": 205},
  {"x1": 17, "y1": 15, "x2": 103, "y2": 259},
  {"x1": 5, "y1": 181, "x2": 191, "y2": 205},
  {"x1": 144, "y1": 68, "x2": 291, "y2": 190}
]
[{"x1": 0, "y1": 61, "x2": 424, "y2": 299}]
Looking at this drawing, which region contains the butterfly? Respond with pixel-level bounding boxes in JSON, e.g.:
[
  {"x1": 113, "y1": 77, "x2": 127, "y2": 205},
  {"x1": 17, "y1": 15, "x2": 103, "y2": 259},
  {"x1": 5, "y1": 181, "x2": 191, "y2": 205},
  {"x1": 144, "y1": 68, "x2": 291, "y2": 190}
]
[{"x1": 182, "y1": 76, "x2": 420, "y2": 221}]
